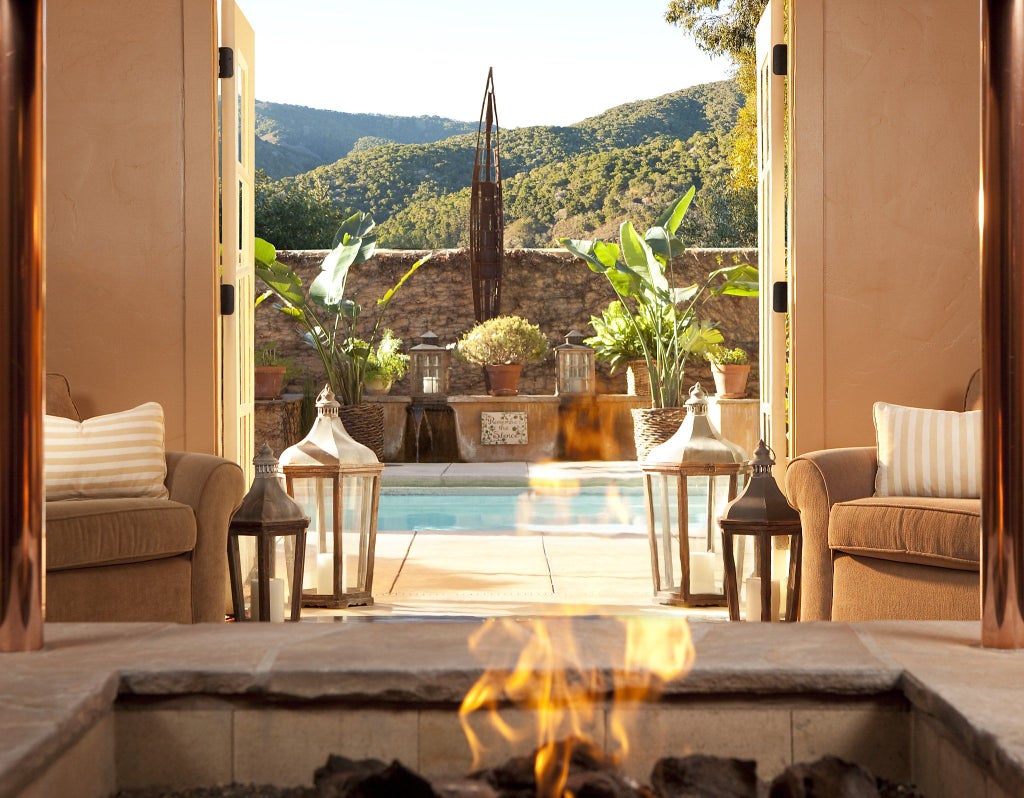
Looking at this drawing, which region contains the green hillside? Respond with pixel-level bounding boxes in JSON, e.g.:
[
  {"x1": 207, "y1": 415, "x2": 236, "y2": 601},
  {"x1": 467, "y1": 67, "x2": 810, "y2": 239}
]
[
  {"x1": 255, "y1": 80, "x2": 755, "y2": 250},
  {"x1": 255, "y1": 101, "x2": 476, "y2": 179}
]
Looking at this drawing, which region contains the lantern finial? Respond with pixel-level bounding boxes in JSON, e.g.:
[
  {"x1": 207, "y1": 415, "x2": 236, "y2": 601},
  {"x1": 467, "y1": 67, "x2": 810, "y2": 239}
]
[{"x1": 685, "y1": 382, "x2": 710, "y2": 415}]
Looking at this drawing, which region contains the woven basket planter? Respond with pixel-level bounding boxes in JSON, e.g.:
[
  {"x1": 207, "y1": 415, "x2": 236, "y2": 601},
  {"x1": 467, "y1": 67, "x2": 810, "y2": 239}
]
[
  {"x1": 339, "y1": 403, "x2": 385, "y2": 461},
  {"x1": 626, "y1": 359, "x2": 654, "y2": 399},
  {"x1": 630, "y1": 407, "x2": 687, "y2": 461}
]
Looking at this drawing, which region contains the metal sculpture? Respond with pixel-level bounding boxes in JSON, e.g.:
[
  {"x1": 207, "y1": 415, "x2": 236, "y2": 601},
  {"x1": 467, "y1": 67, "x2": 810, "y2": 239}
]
[{"x1": 470, "y1": 68, "x2": 504, "y2": 322}]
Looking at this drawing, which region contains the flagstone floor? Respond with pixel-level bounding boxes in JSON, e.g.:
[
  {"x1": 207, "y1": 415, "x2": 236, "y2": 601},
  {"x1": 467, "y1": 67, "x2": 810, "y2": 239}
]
[{"x1": 303, "y1": 461, "x2": 730, "y2": 621}]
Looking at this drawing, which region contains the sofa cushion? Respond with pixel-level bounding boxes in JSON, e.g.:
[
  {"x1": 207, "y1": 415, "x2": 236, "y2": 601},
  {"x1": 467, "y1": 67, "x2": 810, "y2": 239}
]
[
  {"x1": 829, "y1": 496, "x2": 980, "y2": 571},
  {"x1": 46, "y1": 498, "x2": 197, "y2": 571}
]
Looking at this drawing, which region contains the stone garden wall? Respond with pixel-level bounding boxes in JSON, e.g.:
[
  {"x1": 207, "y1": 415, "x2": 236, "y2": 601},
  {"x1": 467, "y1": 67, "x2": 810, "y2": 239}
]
[{"x1": 260, "y1": 247, "x2": 759, "y2": 398}]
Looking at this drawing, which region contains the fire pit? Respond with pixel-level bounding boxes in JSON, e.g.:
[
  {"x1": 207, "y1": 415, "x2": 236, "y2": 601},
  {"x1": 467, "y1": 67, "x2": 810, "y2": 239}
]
[{"x1": 1, "y1": 620, "x2": 1021, "y2": 798}]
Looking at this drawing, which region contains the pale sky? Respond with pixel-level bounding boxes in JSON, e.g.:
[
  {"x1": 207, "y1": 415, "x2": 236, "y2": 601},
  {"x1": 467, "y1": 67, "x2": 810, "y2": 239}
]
[{"x1": 234, "y1": 0, "x2": 732, "y2": 128}]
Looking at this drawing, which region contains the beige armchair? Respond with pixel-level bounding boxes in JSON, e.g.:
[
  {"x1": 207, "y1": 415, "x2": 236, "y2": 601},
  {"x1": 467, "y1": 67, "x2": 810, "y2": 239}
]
[
  {"x1": 786, "y1": 447, "x2": 980, "y2": 622},
  {"x1": 44, "y1": 375, "x2": 245, "y2": 623}
]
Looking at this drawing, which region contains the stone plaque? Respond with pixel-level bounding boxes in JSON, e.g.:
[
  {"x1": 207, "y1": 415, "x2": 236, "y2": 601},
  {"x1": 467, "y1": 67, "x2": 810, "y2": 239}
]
[{"x1": 481, "y1": 411, "x2": 528, "y2": 445}]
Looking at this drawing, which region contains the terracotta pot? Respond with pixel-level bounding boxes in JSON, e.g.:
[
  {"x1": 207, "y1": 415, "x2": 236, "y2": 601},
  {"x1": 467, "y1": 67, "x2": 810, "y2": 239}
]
[
  {"x1": 363, "y1": 375, "x2": 394, "y2": 396},
  {"x1": 486, "y1": 363, "x2": 523, "y2": 397},
  {"x1": 254, "y1": 366, "x2": 286, "y2": 400},
  {"x1": 711, "y1": 363, "x2": 751, "y2": 399}
]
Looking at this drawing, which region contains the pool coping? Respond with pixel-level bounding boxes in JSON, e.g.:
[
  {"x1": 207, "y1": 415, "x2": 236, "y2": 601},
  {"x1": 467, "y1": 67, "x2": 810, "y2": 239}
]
[{"x1": 382, "y1": 460, "x2": 644, "y2": 488}]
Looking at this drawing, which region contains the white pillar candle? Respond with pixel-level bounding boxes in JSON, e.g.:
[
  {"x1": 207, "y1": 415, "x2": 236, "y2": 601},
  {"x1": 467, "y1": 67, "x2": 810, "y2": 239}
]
[
  {"x1": 744, "y1": 577, "x2": 781, "y2": 621},
  {"x1": 249, "y1": 577, "x2": 285, "y2": 622},
  {"x1": 317, "y1": 552, "x2": 334, "y2": 594},
  {"x1": 423, "y1": 375, "x2": 439, "y2": 393},
  {"x1": 303, "y1": 541, "x2": 318, "y2": 591},
  {"x1": 690, "y1": 551, "x2": 717, "y2": 594},
  {"x1": 772, "y1": 544, "x2": 790, "y2": 613}
]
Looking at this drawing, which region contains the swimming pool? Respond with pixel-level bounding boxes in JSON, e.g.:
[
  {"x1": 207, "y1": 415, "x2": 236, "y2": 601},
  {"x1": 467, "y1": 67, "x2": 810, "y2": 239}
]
[
  {"x1": 376, "y1": 483, "x2": 720, "y2": 538},
  {"x1": 376, "y1": 486, "x2": 649, "y2": 536}
]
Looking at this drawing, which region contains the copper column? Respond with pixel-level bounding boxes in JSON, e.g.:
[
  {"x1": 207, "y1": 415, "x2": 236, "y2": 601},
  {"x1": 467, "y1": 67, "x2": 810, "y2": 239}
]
[
  {"x1": 0, "y1": 0, "x2": 44, "y2": 652},
  {"x1": 981, "y1": 0, "x2": 1024, "y2": 648}
]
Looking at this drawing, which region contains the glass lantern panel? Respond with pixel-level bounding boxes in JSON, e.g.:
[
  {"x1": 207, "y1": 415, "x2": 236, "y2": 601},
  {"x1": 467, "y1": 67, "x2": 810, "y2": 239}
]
[
  {"x1": 648, "y1": 472, "x2": 683, "y2": 593},
  {"x1": 560, "y1": 352, "x2": 591, "y2": 393},
  {"x1": 339, "y1": 474, "x2": 375, "y2": 592},
  {"x1": 649, "y1": 471, "x2": 748, "y2": 595},
  {"x1": 423, "y1": 353, "x2": 441, "y2": 394},
  {"x1": 739, "y1": 534, "x2": 792, "y2": 621},
  {"x1": 289, "y1": 475, "x2": 337, "y2": 596}
]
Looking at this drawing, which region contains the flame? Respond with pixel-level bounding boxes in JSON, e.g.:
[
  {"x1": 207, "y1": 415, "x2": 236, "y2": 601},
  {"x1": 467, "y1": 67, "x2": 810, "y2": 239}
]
[{"x1": 459, "y1": 615, "x2": 695, "y2": 796}]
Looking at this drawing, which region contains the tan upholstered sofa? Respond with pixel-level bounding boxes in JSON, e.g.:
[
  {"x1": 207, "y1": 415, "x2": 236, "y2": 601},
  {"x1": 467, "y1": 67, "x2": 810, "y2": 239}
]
[
  {"x1": 785, "y1": 448, "x2": 980, "y2": 621},
  {"x1": 45, "y1": 375, "x2": 246, "y2": 623}
]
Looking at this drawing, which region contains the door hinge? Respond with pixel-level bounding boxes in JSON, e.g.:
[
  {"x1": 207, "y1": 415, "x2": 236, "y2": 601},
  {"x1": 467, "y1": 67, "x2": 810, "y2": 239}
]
[
  {"x1": 772, "y1": 44, "x2": 788, "y2": 76},
  {"x1": 220, "y1": 283, "x2": 236, "y2": 316},
  {"x1": 218, "y1": 47, "x2": 234, "y2": 79},
  {"x1": 772, "y1": 281, "x2": 788, "y2": 313}
]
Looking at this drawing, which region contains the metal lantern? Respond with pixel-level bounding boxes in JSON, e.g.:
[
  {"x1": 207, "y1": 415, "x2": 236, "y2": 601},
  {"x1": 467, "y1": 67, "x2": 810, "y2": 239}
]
[
  {"x1": 643, "y1": 383, "x2": 749, "y2": 607},
  {"x1": 555, "y1": 330, "x2": 596, "y2": 396},
  {"x1": 279, "y1": 386, "x2": 384, "y2": 608},
  {"x1": 228, "y1": 443, "x2": 310, "y2": 622},
  {"x1": 720, "y1": 440, "x2": 802, "y2": 622},
  {"x1": 409, "y1": 330, "x2": 451, "y2": 401}
]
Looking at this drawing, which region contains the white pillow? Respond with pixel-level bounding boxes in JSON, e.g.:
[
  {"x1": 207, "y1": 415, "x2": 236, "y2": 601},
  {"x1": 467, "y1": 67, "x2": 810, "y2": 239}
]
[
  {"x1": 873, "y1": 401, "x2": 981, "y2": 498},
  {"x1": 44, "y1": 402, "x2": 168, "y2": 500}
]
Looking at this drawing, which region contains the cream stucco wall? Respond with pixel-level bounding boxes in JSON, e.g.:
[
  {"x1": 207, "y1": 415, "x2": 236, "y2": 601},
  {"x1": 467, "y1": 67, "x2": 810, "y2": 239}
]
[
  {"x1": 45, "y1": 0, "x2": 220, "y2": 453},
  {"x1": 789, "y1": 0, "x2": 981, "y2": 453}
]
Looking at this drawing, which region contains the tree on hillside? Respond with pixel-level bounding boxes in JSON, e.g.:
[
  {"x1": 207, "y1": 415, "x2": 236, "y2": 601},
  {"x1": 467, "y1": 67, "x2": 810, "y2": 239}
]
[
  {"x1": 254, "y1": 170, "x2": 345, "y2": 249},
  {"x1": 665, "y1": 0, "x2": 768, "y2": 194}
]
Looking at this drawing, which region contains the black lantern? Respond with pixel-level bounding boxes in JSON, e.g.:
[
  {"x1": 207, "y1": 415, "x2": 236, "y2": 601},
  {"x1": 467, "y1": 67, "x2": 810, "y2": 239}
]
[
  {"x1": 228, "y1": 443, "x2": 310, "y2": 622},
  {"x1": 555, "y1": 330, "x2": 596, "y2": 396},
  {"x1": 409, "y1": 330, "x2": 451, "y2": 401},
  {"x1": 279, "y1": 387, "x2": 384, "y2": 609},
  {"x1": 720, "y1": 440, "x2": 802, "y2": 622},
  {"x1": 643, "y1": 384, "x2": 748, "y2": 606}
]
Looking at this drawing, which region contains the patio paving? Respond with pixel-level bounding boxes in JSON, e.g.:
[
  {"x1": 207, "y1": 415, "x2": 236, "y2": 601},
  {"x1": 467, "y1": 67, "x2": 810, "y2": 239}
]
[{"x1": 304, "y1": 461, "x2": 728, "y2": 621}]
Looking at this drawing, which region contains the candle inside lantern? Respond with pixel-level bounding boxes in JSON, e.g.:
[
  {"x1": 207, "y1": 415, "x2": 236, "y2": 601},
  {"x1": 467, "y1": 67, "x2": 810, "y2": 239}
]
[
  {"x1": 317, "y1": 552, "x2": 333, "y2": 594},
  {"x1": 744, "y1": 576, "x2": 780, "y2": 621},
  {"x1": 690, "y1": 551, "x2": 717, "y2": 594},
  {"x1": 249, "y1": 577, "x2": 285, "y2": 622},
  {"x1": 303, "y1": 541, "x2": 318, "y2": 590},
  {"x1": 423, "y1": 375, "x2": 439, "y2": 394}
]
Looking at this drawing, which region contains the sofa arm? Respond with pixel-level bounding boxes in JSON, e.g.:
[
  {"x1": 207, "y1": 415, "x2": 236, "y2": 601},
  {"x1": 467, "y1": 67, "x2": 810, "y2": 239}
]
[
  {"x1": 784, "y1": 447, "x2": 877, "y2": 621},
  {"x1": 165, "y1": 451, "x2": 246, "y2": 623}
]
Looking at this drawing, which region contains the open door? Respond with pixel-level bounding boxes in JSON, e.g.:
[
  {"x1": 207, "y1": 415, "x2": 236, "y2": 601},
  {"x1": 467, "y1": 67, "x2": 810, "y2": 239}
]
[
  {"x1": 220, "y1": 1, "x2": 256, "y2": 483},
  {"x1": 756, "y1": 0, "x2": 788, "y2": 463}
]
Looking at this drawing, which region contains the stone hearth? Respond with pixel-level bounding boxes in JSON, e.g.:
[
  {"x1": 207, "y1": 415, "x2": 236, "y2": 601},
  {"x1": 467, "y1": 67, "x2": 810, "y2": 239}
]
[{"x1": 0, "y1": 621, "x2": 1021, "y2": 798}]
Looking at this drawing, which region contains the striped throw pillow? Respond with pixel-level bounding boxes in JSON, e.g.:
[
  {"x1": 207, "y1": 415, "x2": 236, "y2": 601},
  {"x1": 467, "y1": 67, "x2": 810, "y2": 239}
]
[
  {"x1": 44, "y1": 402, "x2": 168, "y2": 500},
  {"x1": 873, "y1": 402, "x2": 981, "y2": 498}
]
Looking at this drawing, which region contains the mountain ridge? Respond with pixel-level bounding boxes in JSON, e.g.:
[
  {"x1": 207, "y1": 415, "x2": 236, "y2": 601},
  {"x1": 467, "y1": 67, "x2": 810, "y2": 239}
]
[{"x1": 255, "y1": 80, "x2": 755, "y2": 250}]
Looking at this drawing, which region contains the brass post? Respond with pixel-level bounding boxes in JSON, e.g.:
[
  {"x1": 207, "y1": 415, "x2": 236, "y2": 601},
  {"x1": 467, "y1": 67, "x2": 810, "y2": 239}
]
[
  {"x1": 981, "y1": 0, "x2": 1024, "y2": 648},
  {"x1": 0, "y1": 0, "x2": 44, "y2": 651}
]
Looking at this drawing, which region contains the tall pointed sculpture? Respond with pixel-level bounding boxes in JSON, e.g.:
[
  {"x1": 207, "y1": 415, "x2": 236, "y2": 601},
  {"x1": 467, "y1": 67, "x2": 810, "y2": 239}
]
[{"x1": 470, "y1": 68, "x2": 504, "y2": 322}]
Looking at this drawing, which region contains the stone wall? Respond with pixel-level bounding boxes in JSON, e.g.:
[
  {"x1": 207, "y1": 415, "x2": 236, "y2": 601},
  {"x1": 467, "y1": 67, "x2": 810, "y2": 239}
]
[{"x1": 259, "y1": 247, "x2": 759, "y2": 398}]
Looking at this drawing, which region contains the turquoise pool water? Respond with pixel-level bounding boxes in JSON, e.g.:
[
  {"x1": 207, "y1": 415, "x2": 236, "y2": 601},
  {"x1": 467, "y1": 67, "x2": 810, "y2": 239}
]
[{"x1": 376, "y1": 486, "x2": 649, "y2": 536}]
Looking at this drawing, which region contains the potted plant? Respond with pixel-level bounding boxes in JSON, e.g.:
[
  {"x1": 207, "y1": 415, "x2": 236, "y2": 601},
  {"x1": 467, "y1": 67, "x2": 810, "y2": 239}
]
[
  {"x1": 560, "y1": 187, "x2": 757, "y2": 458},
  {"x1": 254, "y1": 213, "x2": 432, "y2": 458},
  {"x1": 363, "y1": 329, "x2": 409, "y2": 395},
  {"x1": 704, "y1": 344, "x2": 751, "y2": 398},
  {"x1": 253, "y1": 343, "x2": 291, "y2": 400},
  {"x1": 455, "y1": 315, "x2": 549, "y2": 396},
  {"x1": 587, "y1": 299, "x2": 683, "y2": 399}
]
